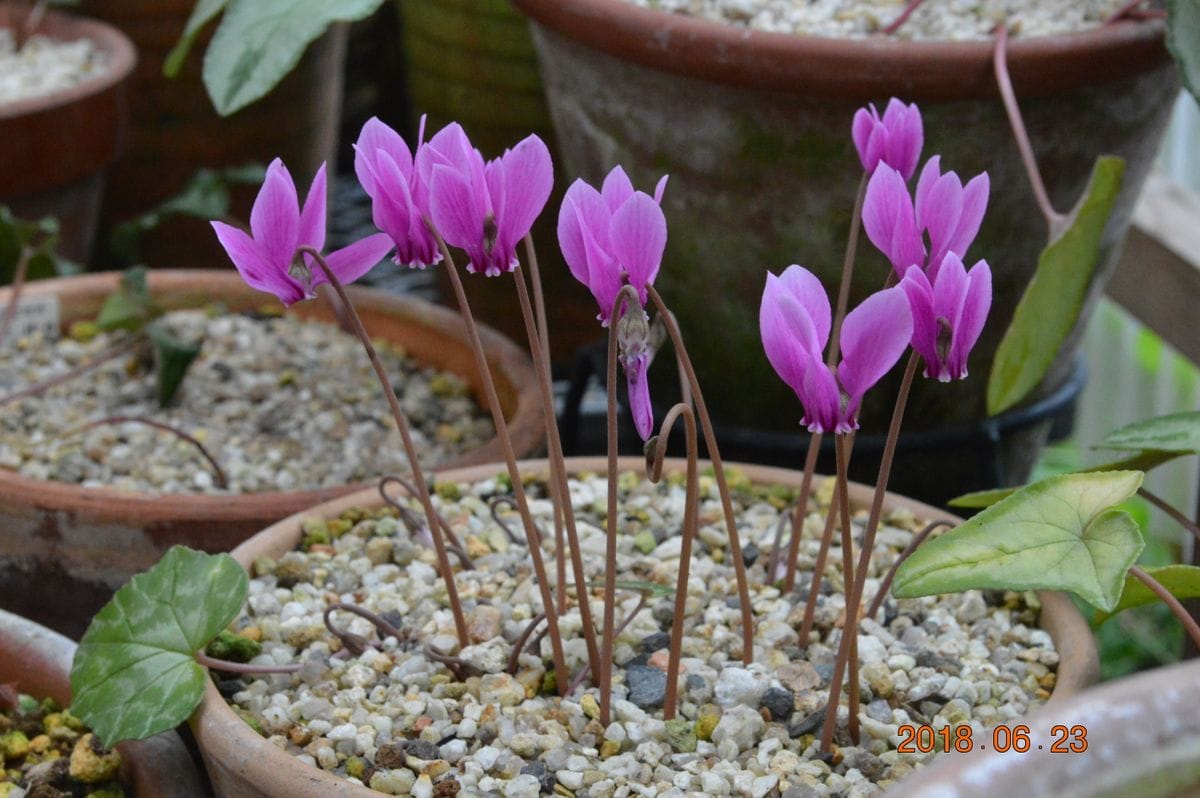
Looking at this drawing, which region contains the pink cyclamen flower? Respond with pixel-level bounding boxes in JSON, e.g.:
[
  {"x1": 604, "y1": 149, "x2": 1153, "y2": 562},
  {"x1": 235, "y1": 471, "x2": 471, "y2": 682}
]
[
  {"x1": 901, "y1": 254, "x2": 992, "y2": 382},
  {"x1": 212, "y1": 159, "x2": 393, "y2": 306},
  {"x1": 760, "y1": 265, "x2": 912, "y2": 434},
  {"x1": 353, "y1": 116, "x2": 442, "y2": 269},
  {"x1": 558, "y1": 166, "x2": 669, "y2": 324},
  {"x1": 863, "y1": 160, "x2": 989, "y2": 280},
  {"x1": 852, "y1": 98, "x2": 923, "y2": 180},
  {"x1": 417, "y1": 123, "x2": 553, "y2": 276}
]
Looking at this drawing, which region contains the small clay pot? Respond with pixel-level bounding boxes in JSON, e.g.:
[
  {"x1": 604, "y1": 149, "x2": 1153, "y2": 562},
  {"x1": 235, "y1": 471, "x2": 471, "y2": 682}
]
[
  {"x1": 0, "y1": 608, "x2": 207, "y2": 796},
  {"x1": 190, "y1": 457, "x2": 1098, "y2": 798},
  {"x1": 0, "y1": 7, "x2": 136, "y2": 262},
  {"x1": 0, "y1": 270, "x2": 543, "y2": 638}
]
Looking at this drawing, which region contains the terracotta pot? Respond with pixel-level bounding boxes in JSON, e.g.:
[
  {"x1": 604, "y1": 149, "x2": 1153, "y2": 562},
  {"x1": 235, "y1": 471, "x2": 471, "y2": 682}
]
[
  {"x1": 510, "y1": 0, "x2": 1178, "y2": 490},
  {"x1": 0, "y1": 270, "x2": 543, "y2": 638},
  {"x1": 883, "y1": 658, "x2": 1200, "y2": 798},
  {"x1": 0, "y1": 608, "x2": 207, "y2": 796},
  {"x1": 79, "y1": 0, "x2": 347, "y2": 271},
  {"x1": 0, "y1": 7, "x2": 136, "y2": 263},
  {"x1": 191, "y1": 456, "x2": 1098, "y2": 797}
]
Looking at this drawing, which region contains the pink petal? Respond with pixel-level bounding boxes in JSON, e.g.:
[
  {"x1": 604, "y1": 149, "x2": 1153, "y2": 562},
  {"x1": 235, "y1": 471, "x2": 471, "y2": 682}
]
[
  {"x1": 609, "y1": 192, "x2": 666, "y2": 300},
  {"x1": 653, "y1": 175, "x2": 669, "y2": 204},
  {"x1": 354, "y1": 117, "x2": 412, "y2": 197},
  {"x1": 582, "y1": 218, "x2": 621, "y2": 323},
  {"x1": 800, "y1": 361, "x2": 841, "y2": 434},
  {"x1": 900, "y1": 265, "x2": 938, "y2": 377},
  {"x1": 932, "y1": 252, "x2": 969, "y2": 330},
  {"x1": 212, "y1": 221, "x2": 303, "y2": 305},
  {"x1": 916, "y1": 164, "x2": 964, "y2": 271},
  {"x1": 863, "y1": 164, "x2": 924, "y2": 277},
  {"x1": 836, "y1": 285, "x2": 913, "y2": 427},
  {"x1": 943, "y1": 171, "x2": 990, "y2": 272},
  {"x1": 623, "y1": 352, "x2": 654, "y2": 441},
  {"x1": 775, "y1": 264, "x2": 831, "y2": 354},
  {"x1": 370, "y1": 150, "x2": 416, "y2": 248},
  {"x1": 297, "y1": 163, "x2": 328, "y2": 253},
  {"x1": 558, "y1": 180, "x2": 600, "y2": 288},
  {"x1": 883, "y1": 99, "x2": 923, "y2": 181},
  {"x1": 250, "y1": 158, "x2": 300, "y2": 271},
  {"x1": 495, "y1": 134, "x2": 553, "y2": 255},
  {"x1": 429, "y1": 164, "x2": 486, "y2": 255},
  {"x1": 851, "y1": 105, "x2": 880, "y2": 173},
  {"x1": 761, "y1": 272, "x2": 813, "y2": 400},
  {"x1": 950, "y1": 259, "x2": 992, "y2": 379},
  {"x1": 601, "y1": 166, "x2": 635, "y2": 212},
  {"x1": 316, "y1": 233, "x2": 395, "y2": 288}
]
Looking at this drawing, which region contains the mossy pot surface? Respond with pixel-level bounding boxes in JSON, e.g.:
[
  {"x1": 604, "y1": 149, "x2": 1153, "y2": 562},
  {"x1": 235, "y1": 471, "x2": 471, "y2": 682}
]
[
  {"x1": 190, "y1": 457, "x2": 1099, "y2": 797},
  {"x1": 0, "y1": 270, "x2": 543, "y2": 638}
]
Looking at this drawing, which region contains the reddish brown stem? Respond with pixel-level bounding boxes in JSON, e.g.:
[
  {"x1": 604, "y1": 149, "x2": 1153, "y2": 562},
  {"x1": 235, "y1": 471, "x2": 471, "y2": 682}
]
[
  {"x1": 63, "y1": 415, "x2": 228, "y2": 488},
  {"x1": 1129, "y1": 565, "x2": 1200, "y2": 651},
  {"x1": 1139, "y1": 487, "x2": 1200, "y2": 546},
  {"x1": 429, "y1": 232, "x2": 569, "y2": 694},
  {"x1": 646, "y1": 284, "x2": 755, "y2": 665},
  {"x1": 507, "y1": 613, "x2": 547, "y2": 676},
  {"x1": 646, "y1": 402, "x2": 699, "y2": 720},
  {"x1": 866, "y1": 519, "x2": 954, "y2": 619},
  {"x1": 423, "y1": 643, "x2": 483, "y2": 681},
  {"x1": 299, "y1": 246, "x2": 469, "y2": 649},
  {"x1": 323, "y1": 602, "x2": 405, "y2": 657},
  {"x1": 882, "y1": 0, "x2": 927, "y2": 35},
  {"x1": 798, "y1": 479, "x2": 842, "y2": 647},
  {"x1": 488, "y1": 496, "x2": 531, "y2": 546},
  {"x1": 781, "y1": 437, "x2": 822, "y2": 592},
  {"x1": 834, "y1": 433, "x2": 860, "y2": 744},
  {"x1": 0, "y1": 247, "x2": 33, "y2": 350},
  {"x1": 994, "y1": 24, "x2": 1067, "y2": 235},
  {"x1": 0, "y1": 333, "x2": 144, "y2": 409},
  {"x1": 821, "y1": 352, "x2": 919, "y2": 753},
  {"x1": 194, "y1": 651, "x2": 300, "y2": 675},
  {"x1": 1104, "y1": 0, "x2": 1162, "y2": 24},
  {"x1": 377, "y1": 475, "x2": 474, "y2": 568},
  {"x1": 568, "y1": 592, "x2": 649, "y2": 695}
]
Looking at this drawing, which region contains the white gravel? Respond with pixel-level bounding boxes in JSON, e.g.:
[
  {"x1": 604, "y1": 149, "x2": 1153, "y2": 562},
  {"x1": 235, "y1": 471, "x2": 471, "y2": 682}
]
[{"x1": 0, "y1": 27, "x2": 110, "y2": 106}]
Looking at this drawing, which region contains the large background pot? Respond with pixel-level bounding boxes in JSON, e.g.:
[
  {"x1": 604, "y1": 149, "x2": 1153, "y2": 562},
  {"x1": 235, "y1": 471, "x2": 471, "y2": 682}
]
[
  {"x1": 0, "y1": 7, "x2": 135, "y2": 263},
  {"x1": 0, "y1": 270, "x2": 542, "y2": 638},
  {"x1": 512, "y1": 0, "x2": 1177, "y2": 496},
  {"x1": 191, "y1": 456, "x2": 1098, "y2": 798},
  {"x1": 79, "y1": 1, "x2": 347, "y2": 271},
  {"x1": 0, "y1": 608, "x2": 207, "y2": 796}
]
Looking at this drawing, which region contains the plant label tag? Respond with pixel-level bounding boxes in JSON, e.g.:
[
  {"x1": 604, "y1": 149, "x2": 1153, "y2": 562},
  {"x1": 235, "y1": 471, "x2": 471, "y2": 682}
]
[{"x1": 0, "y1": 294, "x2": 60, "y2": 347}]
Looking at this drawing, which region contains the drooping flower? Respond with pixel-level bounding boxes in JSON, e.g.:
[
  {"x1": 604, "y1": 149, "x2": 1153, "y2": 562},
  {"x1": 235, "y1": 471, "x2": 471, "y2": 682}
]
[
  {"x1": 852, "y1": 98, "x2": 923, "y2": 180},
  {"x1": 760, "y1": 265, "x2": 912, "y2": 433},
  {"x1": 863, "y1": 159, "x2": 989, "y2": 279},
  {"x1": 212, "y1": 159, "x2": 394, "y2": 306},
  {"x1": 417, "y1": 123, "x2": 553, "y2": 277},
  {"x1": 558, "y1": 166, "x2": 669, "y2": 324},
  {"x1": 901, "y1": 254, "x2": 992, "y2": 381},
  {"x1": 353, "y1": 116, "x2": 442, "y2": 269},
  {"x1": 558, "y1": 165, "x2": 670, "y2": 441}
]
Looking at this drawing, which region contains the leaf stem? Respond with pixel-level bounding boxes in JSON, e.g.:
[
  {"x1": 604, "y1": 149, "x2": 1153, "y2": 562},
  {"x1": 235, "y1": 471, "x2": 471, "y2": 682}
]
[
  {"x1": 1129, "y1": 565, "x2": 1200, "y2": 651},
  {"x1": 194, "y1": 651, "x2": 300, "y2": 675},
  {"x1": 0, "y1": 246, "x2": 33, "y2": 350},
  {"x1": 298, "y1": 245, "x2": 469, "y2": 649},
  {"x1": 882, "y1": 0, "x2": 927, "y2": 35},
  {"x1": 646, "y1": 284, "x2": 755, "y2": 665},
  {"x1": 507, "y1": 613, "x2": 546, "y2": 676},
  {"x1": 568, "y1": 592, "x2": 649, "y2": 695},
  {"x1": 646, "y1": 402, "x2": 699, "y2": 720},
  {"x1": 378, "y1": 474, "x2": 474, "y2": 568},
  {"x1": 323, "y1": 602, "x2": 405, "y2": 657},
  {"x1": 797, "y1": 479, "x2": 842, "y2": 647},
  {"x1": 61, "y1": 415, "x2": 228, "y2": 489},
  {"x1": 993, "y1": 24, "x2": 1067, "y2": 235},
  {"x1": 1138, "y1": 487, "x2": 1200, "y2": 546},
  {"x1": 428, "y1": 232, "x2": 570, "y2": 694},
  {"x1": 865, "y1": 519, "x2": 954, "y2": 619}
]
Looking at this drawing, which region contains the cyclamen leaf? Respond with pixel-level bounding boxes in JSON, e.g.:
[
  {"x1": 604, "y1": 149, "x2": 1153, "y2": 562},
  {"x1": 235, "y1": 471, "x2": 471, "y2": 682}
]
[
  {"x1": 1099, "y1": 411, "x2": 1200, "y2": 454},
  {"x1": 148, "y1": 323, "x2": 203, "y2": 407},
  {"x1": 893, "y1": 471, "x2": 1145, "y2": 612},
  {"x1": 203, "y1": 0, "x2": 386, "y2": 116},
  {"x1": 96, "y1": 267, "x2": 152, "y2": 332},
  {"x1": 163, "y1": 0, "x2": 231, "y2": 78},
  {"x1": 986, "y1": 156, "x2": 1124, "y2": 416},
  {"x1": 70, "y1": 546, "x2": 248, "y2": 747},
  {"x1": 1096, "y1": 564, "x2": 1200, "y2": 623},
  {"x1": 1168, "y1": 0, "x2": 1200, "y2": 107}
]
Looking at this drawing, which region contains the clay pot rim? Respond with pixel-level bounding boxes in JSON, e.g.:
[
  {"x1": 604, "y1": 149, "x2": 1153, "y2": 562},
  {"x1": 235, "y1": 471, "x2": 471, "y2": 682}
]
[
  {"x1": 510, "y1": 0, "x2": 1170, "y2": 99},
  {"x1": 0, "y1": 7, "x2": 137, "y2": 121},
  {"x1": 0, "y1": 608, "x2": 207, "y2": 797},
  {"x1": 0, "y1": 270, "x2": 542, "y2": 524},
  {"x1": 191, "y1": 456, "x2": 1099, "y2": 798}
]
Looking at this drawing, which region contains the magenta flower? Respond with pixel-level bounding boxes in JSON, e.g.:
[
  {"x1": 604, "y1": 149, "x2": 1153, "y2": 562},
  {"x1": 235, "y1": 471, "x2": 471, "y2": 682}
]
[
  {"x1": 901, "y1": 254, "x2": 992, "y2": 381},
  {"x1": 558, "y1": 166, "x2": 669, "y2": 324},
  {"x1": 760, "y1": 266, "x2": 912, "y2": 434},
  {"x1": 353, "y1": 116, "x2": 441, "y2": 269},
  {"x1": 416, "y1": 123, "x2": 553, "y2": 277},
  {"x1": 212, "y1": 159, "x2": 393, "y2": 306},
  {"x1": 863, "y1": 159, "x2": 989, "y2": 280},
  {"x1": 852, "y1": 98, "x2": 923, "y2": 180}
]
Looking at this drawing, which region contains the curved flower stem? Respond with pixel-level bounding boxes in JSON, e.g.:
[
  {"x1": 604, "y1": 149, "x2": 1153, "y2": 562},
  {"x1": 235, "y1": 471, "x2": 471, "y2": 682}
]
[
  {"x1": 298, "y1": 245, "x2": 469, "y2": 649},
  {"x1": 378, "y1": 475, "x2": 475, "y2": 568},
  {"x1": 507, "y1": 613, "x2": 547, "y2": 676},
  {"x1": 568, "y1": 592, "x2": 649, "y2": 695},
  {"x1": 993, "y1": 24, "x2": 1067, "y2": 236},
  {"x1": 821, "y1": 351, "x2": 919, "y2": 753},
  {"x1": 428, "y1": 232, "x2": 569, "y2": 695},
  {"x1": 783, "y1": 171, "x2": 868, "y2": 592},
  {"x1": 323, "y1": 602, "x2": 406, "y2": 657},
  {"x1": 489, "y1": 496, "x2": 531, "y2": 546},
  {"x1": 522, "y1": 236, "x2": 569, "y2": 612},
  {"x1": 0, "y1": 333, "x2": 144, "y2": 409},
  {"x1": 514, "y1": 260, "x2": 602, "y2": 681},
  {"x1": 601, "y1": 284, "x2": 644, "y2": 726},
  {"x1": 645, "y1": 402, "x2": 700, "y2": 721},
  {"x1": 866, "y1": 519, "x2": 954, "y2": 620},
  {"x1": 61, "y1": 415, "x2": 228, "y2": 488},
  {"x1": 194, "y1": 651, "x2": 301, "y2": 675},
  {"x1": 0, "y1": 246, "x2": 33, "y2": 350},
  {"x1": 882, "y1": 0, "x2": 927, "y2": 35},
  {"x1": 1129, "y1": 565, "x2": 1200, "y2": 651},
  {"x1": 1138, "y1": 487, "x2": 1200, "y2": 546},
  {"x1": 424, "y1": 643, "x2": 483, "y2": 681},
  {"x1": 645, "y1": 284, "x2": 755, "y2": 665},
  {"x1": 1104, "y1": 0, "x2": 1164, "y2": 24}
]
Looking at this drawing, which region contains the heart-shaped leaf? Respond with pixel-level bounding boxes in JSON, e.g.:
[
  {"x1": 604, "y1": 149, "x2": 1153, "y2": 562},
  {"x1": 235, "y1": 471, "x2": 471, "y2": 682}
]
[
  {"x1": 1169, "y1": 0, "x2": 1200, "y2": 106},
  {"x1": 148, "y1": 323, "x2": 203, "y2": 407},
  {"x1": 1097, "y1": 564, "x2": 1200, "y2": 623},
  {"x1": 1099, "y1": 411, "x2": 1200, "y2": 454},
  {"x1": 987, "y1": 156, "x2": 1124, "y2": 416},
  {"x1": 70, "y1": 546, "x2": 248, "y2": 747},
  {"x1": 96, "y1": 267, "x2": 152, "y2": 332},
  {"x1": 894, "y1": 471, "x2": 1145, "y2": 612}
]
